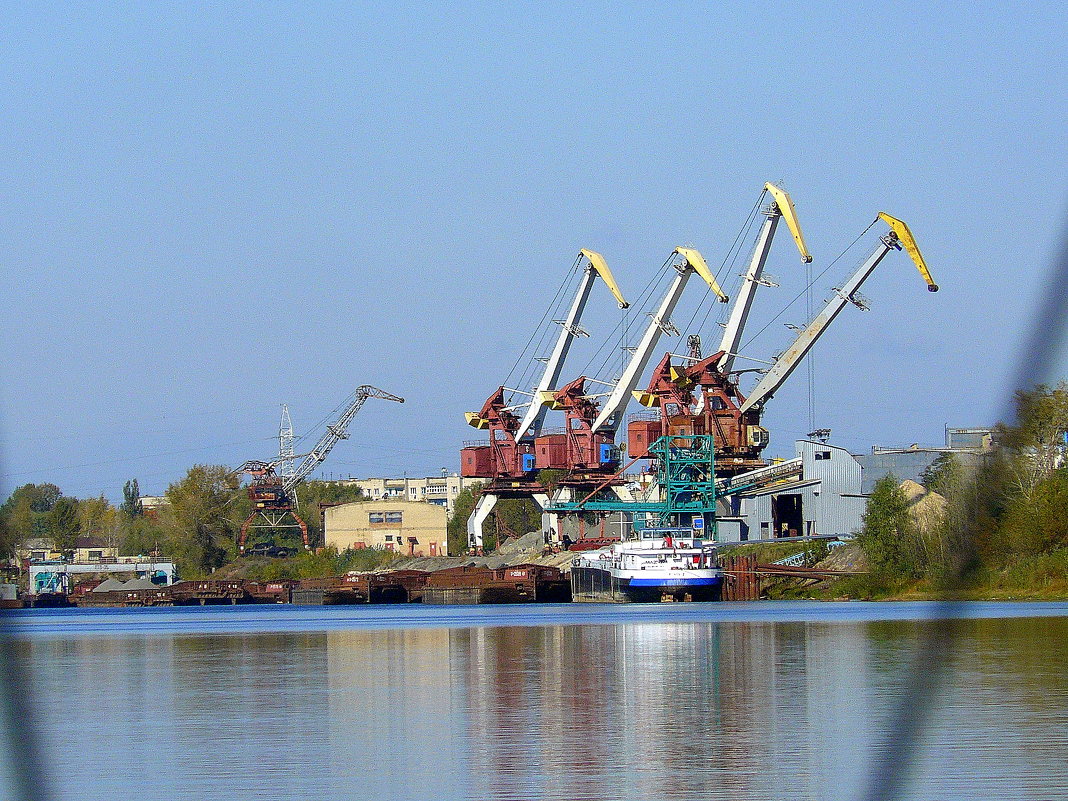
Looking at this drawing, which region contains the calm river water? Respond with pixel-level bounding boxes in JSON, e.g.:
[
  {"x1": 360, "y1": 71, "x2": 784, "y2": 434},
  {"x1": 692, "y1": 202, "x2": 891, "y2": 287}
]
[{"x1": 2, "y1": 601, "x2": 1067, "y2": 801}]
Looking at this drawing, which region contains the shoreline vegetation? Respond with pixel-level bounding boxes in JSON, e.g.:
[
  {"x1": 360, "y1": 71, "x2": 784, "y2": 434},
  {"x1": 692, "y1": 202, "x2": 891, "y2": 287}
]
[
  {"x1": 4, "y1": 383, "x2": 1068, "y2": 602},
  {"x1": 743, "y1": 382, "x2": 1068, "y2": 602}
]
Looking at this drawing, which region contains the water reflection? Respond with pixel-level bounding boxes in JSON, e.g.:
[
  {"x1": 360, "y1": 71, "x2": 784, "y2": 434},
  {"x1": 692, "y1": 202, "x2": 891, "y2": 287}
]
[
  {"x1": 440, "y1": 621, "x2": 878, "y2": 801},
  {"x1": 10, "y1": 611, "x2": 1068, "y2": 800}
]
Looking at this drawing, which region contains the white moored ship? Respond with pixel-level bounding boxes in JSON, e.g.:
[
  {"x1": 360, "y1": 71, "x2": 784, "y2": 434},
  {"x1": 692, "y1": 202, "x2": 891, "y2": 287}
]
[{"x1": 570, "y1": 528, "x2": 722, "y2": 603}]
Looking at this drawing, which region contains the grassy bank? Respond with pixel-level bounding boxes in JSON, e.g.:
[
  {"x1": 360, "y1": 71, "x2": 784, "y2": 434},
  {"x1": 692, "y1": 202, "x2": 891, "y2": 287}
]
[
  {"x1": 209, "y1": 547, "x2": 401, "y2": 583},
  {"x1": 721, "y1": 540, "x2": 1068, "y2": 601},
  {"x1": 761, "y1": 548, "x2": 1068, "y2": 601}
]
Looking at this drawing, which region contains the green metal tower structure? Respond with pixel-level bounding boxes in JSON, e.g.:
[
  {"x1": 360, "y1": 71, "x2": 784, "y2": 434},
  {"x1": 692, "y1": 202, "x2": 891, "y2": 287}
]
[{"x1": 547, "y1": 434, "x2": 719, "y2": 538}]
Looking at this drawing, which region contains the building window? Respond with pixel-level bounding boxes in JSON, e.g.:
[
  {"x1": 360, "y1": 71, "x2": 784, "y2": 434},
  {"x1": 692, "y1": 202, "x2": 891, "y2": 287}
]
[
  {"x1": 88, "y1": 550, "x2": 103, "y2": 561},
  {"x1": 385, "y1": 511, "x2": 402, "y2": 524},
  {"x1": 815, "y1": 451, "x2": 832, "y2": 461},
  {"x1": 369, "y1": 512, "x2": 385, "y2": 524},
  {"x1": 31, "y1": 551, "x2": 46, "y2": 560}
]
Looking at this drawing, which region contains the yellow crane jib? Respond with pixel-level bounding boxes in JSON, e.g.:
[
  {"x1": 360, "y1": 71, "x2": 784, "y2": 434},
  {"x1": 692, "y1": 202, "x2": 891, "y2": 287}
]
[
  {"x1": 579, "y1": 248, "x2": 630, "y2": 308},
  {"x1": 877, "y1": 213, "x2": 939, "y2": 292},
  {"x1": 765, "y1": 182, "x2": 813, "y2": 263},
  {"x1": 538, "y1": 390, "x2": 565, "y2": 410},
  {"x1": 465, "y1": 412, "x2": 489, "y2": 430},
  {"x1": 673, "y1": 247, "x2": 729, "y2": 303},
  {"x1": 632, "y1": 390, "x2": 658, "y2": 407}
]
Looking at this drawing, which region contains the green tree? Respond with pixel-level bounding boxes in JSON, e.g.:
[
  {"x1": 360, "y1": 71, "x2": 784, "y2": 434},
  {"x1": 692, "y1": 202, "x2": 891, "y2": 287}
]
[
  {"x1": 998, "y1": 382, "x2": 1068, "y2": 500},
  {"x1": 857, "y1": 474, "x2": 919, "y2": 578},
  {"x1": 447, "y1": 486, "x2": 478, "y2": 555},
  {"x1": 1, "y1": 482, "x2": 62, "y2": 532},
  {"x1": 48, "y1": 496, "x2": 81, "y2": 554},
  {"x1": 119, "y1": 514, "x2": 167, "y2": 557},
  {"x1": 20, "y1": 483, "x2": 61, "y2": 513},
  {"x1": 998, "y1": 468, "x2": 1068, "y2": 556},
  {"x1": 537, "y1": 469, "x2": 567, "y2": 494},
  {"x1": 0, "y1": 483, "x2": 65, "y2": 553},
  {"x1": 291, "y1": 481, "x2": 365, "y2": 547},
  {"x1": 161, "y1": 465, "x2": 240, "y2": 575},
  {"x1": 121, "y1": 479, "x2": 142, "y2": 518},
  {"x1": 494, "y1": 498, "x2": 541, "y2": 544},
  {"x1": 0, "y1": 495, "x2": 34, "y2": 554},
  {"x1": 919, "y1": 454, "x2": 964, "y2": 497}
]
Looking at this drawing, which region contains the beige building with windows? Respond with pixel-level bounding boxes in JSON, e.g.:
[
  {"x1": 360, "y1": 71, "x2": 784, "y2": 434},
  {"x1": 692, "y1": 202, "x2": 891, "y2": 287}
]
[{"x1": 324, "y1": 500, "x2": 448, "y2": 557}]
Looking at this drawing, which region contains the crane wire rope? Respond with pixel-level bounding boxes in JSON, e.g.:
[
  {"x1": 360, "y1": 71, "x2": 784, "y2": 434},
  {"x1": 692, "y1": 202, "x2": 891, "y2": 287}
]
[
  {"x1": 578, "y1": 252, "x2": 676, "y2": 383},
  {"x1": 806, "y1": 257, "x2": 815, "y2": 431},
  {"x1": 517, "y1": 258, "x2": 585, "y2": 394},
  {"x1": 583, "y1": 199, "x2": 763, "y2": 387},
  {"x1": 293, "y1": 393, "x2": 355, "y2": 450},
  {"x1": 678, "y1": 190, "x2": 767, "y2": 349},
  {"x1": 516, "y1": 257, "x2": 583, "y2": 391},
  {"x1": 501, "y1": 258, "x2": 580, "y2": 407},
  {"x1": 738, "y1": 218, "x2": 878, "y2": 352},
  {"x1": 501, "y1": 254, "x2": 585, "y2": 393}
]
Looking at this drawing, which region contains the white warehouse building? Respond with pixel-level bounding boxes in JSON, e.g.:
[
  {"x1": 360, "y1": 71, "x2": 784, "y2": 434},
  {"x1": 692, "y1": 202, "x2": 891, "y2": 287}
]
[{"x1": 717, "y1": 440, "x2": 866, "y2": 542}]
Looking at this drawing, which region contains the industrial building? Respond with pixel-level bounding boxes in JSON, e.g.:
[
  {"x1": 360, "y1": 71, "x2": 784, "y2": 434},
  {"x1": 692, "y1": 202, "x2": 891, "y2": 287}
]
[
  {"x1": 717, "y1": 440, "x2": 866, "y2": 542},
  {"x1": 324, "y1": 499, "x2": 448, "y2": 557},
  {"x1": 856, "y1": 426, "x2": 994, "y2": 493}
]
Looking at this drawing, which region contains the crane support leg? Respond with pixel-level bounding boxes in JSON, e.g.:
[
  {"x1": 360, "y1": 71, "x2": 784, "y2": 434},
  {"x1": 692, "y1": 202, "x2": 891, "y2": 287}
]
[
  {"x1": 531, "y1": 492, "x2": 556, "y2": 543},
  {"x1": 238, "y1": 515, "x2": 254, "y2": 553},
  {"x1": 467, "y1": 493, "x2": 499, "y2": 554},
  {"x1": 545, "y1": 486, "x2": 575, "y2": 544},
  {"x1": 293, "y1": 511, "x2": 310, "y2": 550}
]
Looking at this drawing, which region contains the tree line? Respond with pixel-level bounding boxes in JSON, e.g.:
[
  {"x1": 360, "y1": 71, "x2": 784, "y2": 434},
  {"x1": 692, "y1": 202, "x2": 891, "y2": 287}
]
[
  {"x1": 0, "y1": 468, "x2": 366, "y2": 578},
  {"x1": 855, "y1": 382, "x2": 1068, "y2": 597}
]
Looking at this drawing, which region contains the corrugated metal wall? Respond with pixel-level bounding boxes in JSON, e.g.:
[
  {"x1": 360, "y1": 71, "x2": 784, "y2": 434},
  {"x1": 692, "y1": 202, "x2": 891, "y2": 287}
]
[{"x1": 722, "y1": 440, "x2": 864, "y2": 541}]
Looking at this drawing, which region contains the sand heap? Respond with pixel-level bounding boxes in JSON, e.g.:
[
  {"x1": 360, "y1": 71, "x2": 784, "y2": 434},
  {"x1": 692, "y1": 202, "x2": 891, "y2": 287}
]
[{"x1": 899, "y1": 479, "x2": 947, "y2": 531}]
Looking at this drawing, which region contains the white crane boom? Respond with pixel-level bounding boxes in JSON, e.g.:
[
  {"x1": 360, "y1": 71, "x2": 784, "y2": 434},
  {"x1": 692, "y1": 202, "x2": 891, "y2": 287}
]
[
  {"x1": 278, "y1": 404, "x2": 296, "y2": 484},
  {"x1": 283, "y1": 385, "x2": 404, "y2": 492},
  {"x1": 516, "y1": 249, "x2": 628, "y2": 441},
  {"x1": 591, "y1": 247, "x2": 728, "y2": 432},
  {"x1": 738, "y1": 213, "x2": 938, "y2": 414},
  {"x1": 718, "y1": 183, "x2": 812, "y2": 375}
]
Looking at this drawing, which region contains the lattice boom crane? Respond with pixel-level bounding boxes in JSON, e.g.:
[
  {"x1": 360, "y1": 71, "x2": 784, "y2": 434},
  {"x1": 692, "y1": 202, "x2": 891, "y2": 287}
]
[{"x1": 237, "y1": 385, "x2": 404, "y2": 553}]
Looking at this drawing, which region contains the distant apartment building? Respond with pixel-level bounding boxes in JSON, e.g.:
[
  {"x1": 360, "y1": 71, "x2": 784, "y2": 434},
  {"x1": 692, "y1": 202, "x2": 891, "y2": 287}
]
[
  {"x1": 338, "y1": 473, "x2": 481, "y2": 516},
  {"x1": 139, "y1": 495, "x2": 169, "y2": 518}
]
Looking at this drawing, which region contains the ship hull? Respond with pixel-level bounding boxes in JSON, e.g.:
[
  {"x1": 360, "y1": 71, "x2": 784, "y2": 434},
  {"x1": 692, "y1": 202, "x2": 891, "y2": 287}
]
[{"x1": 570, "y1": 565, "x2": 721, "y2": 603}]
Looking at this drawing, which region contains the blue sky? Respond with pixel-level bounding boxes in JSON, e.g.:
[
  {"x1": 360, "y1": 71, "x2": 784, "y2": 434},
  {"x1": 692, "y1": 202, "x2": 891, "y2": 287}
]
[{"x1": 1, "y1": 3, "x2": 1066, "y2": 501}]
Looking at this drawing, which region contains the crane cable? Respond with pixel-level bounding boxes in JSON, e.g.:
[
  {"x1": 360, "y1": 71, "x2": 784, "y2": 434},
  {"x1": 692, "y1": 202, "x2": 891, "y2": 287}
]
[
  {"x1": 293, "y1": 393, "x2": 354, "y2": 449},
  {"x1": 679, "y1": 189, "x2": 767, "y2": 348},
  {"x1": 585, "y1": 188, "x2": 761, "y2": 387},
  {"x1": 501, "y1": 254, "x2": 583, "y2": 400},
  {"x1": 578, "y1": 252, "x2": 676, "y2": 382},
  {"x1": 515, "y1": 256, "x2": 584, "y2": 394},
  {"x1": 739, "y1": 218, "x2": 878, "y2": 352}
]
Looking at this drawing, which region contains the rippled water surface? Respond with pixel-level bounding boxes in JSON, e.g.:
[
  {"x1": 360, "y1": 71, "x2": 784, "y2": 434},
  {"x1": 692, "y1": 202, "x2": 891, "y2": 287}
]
[{"x1": 2, "y1": 602, "x2": 1067, "y2": 800}]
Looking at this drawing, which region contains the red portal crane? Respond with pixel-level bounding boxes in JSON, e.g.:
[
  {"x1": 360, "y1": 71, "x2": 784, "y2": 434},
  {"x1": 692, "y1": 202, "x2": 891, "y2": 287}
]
[{"x1": 236, "y1": 385, "x2": 404, "y2": 553}]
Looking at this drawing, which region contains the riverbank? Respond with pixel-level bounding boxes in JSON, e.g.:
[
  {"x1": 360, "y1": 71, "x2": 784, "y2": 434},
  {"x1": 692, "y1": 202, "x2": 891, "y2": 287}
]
[{"x1": 751, "y1": 542, "x2": 1068, "y2": 602}]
